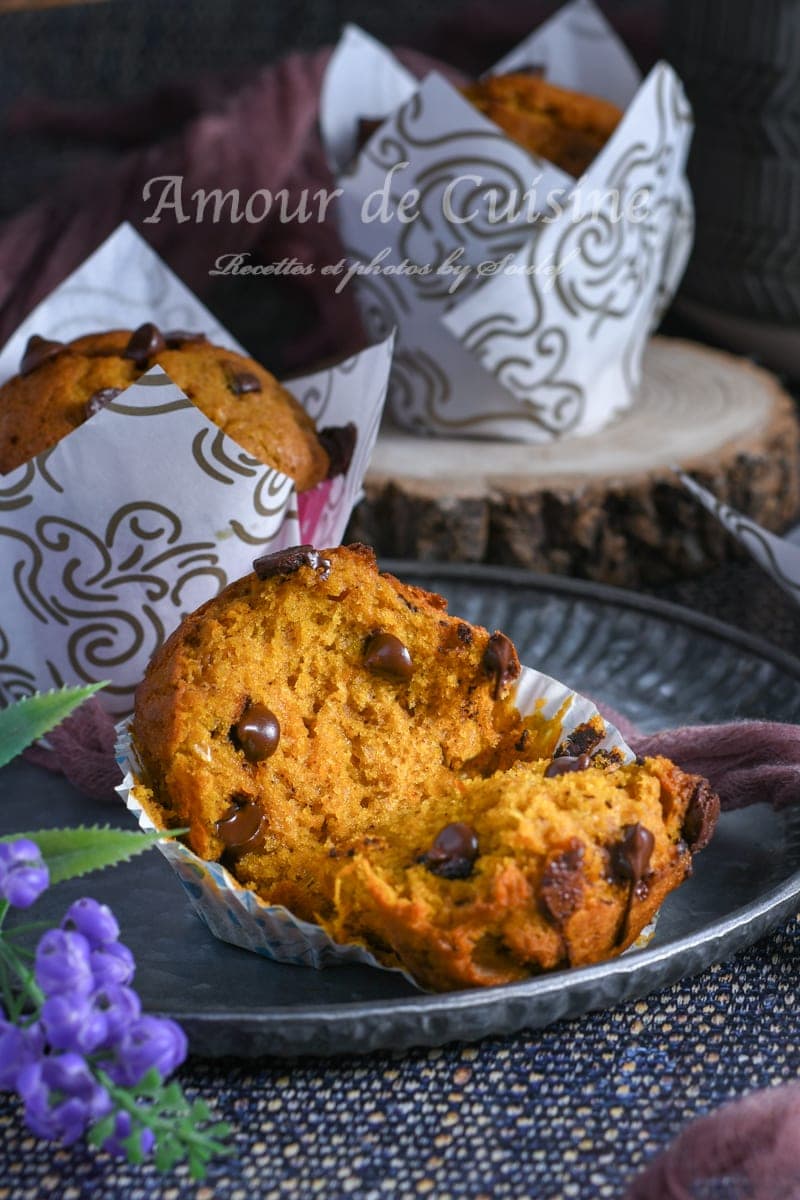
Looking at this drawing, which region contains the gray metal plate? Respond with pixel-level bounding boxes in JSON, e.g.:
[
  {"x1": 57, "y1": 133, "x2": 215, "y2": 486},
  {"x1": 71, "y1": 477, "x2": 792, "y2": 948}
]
[{"x1": 2, "y1": 565, "x2": 799, "y2": 1057}]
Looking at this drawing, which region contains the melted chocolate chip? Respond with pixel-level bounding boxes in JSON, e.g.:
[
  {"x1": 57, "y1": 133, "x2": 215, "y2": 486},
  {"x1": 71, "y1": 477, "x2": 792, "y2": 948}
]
[
  {"x1": 544, "y1": 753, "x2": 592, "y2": 778},
  {"x1": 215, "y1": 796, "x2": 265, "y2": 854},
  {"x1": 682, "y1": 779, "x2": 720, "y2": 852},
  {"x1": 85, "y1": 387, "x2": 122, "y2": 418},
  {"x1": 612, "y1": 823, "x2": 655, "y2": 887},
  {"x1": 228, "y1": 370, "x2": 262, "y2": 395},
  {"x1": 612, "y1": 823, "x2": 656, "y2": 947},
  {"x1": 540, "y1": 840, "x2": 585, "y2": 925},
  {"x1": 318, "y1": 423, "x2": 358, "y2": 479},
  {"x1": 419, "y1": 822, "x2": 479, "y2": 880},
  {"x1": 232, "y1": 703, "x2": 280, "y2": 763},
  {"x1": 252, "y1": 544, "x2": 331, "y2": 581},
  {"x1": 124, "y1": 323, "x2": 166, "y2": 368},
  {"x1": 164, "y1": 330, "x2": 207, "y2": 348},
  {"x1": 20, "y1": 335, "x2": 65, "y2": 376},
  {"x1": 364, "y1": 632, "x2": 413, "y2": 681},
  {"x1": 483, "y1": 631, "x2": 521, "y2": 699},
  {"x1": 555, "y1": 721, "x2": 605, "y2": 760}
]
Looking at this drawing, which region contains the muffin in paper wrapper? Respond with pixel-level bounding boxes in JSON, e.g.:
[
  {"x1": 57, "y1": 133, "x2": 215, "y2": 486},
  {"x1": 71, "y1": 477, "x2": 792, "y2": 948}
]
[
  {"x1": 321, "y1": 0, "x2": 693, "y2": 442},
  {"x1": 117, "y1": 662, "x2": 641, "y2": 989},
  {"x1": 0, "y1": 223, "x2": 392, "y2": 717}
]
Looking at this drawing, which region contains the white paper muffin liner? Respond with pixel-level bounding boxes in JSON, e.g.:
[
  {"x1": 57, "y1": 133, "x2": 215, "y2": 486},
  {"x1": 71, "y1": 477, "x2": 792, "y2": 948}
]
[
  {"x1": 320, "y1": 0, "x2": 694, "y2": 442},
  {"x1": 0, "y1": 224, "x2": 392, "y2": 718},
  {"x1": 114, "y1": 661, "x2": 661, "y2": 990}
]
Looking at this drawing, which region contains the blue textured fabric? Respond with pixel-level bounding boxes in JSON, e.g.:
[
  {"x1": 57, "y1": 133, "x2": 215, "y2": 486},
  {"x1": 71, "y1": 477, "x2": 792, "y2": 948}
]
[{"x1": 0, "y1": 913, "x2": 797, "y2": 1198}]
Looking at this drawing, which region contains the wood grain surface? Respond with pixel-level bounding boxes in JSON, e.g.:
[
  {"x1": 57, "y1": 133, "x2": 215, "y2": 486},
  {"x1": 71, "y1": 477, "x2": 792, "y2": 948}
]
[{"x1": 347, "y1": 337, "x2": 800, "y2": 586}]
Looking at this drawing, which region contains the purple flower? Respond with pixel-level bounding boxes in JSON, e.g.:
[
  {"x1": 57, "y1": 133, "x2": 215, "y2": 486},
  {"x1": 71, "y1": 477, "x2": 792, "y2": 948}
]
[
  {"x1": 41, "y1": 992, "x2": 108, "y2": 1055},
  {"x1": 34, "y1": 929, "x2": 93, "y2": 998},
  {"x1": 89, "y1": 942, "x2": 135, "y2": 988},
  {"x1": 61, "y1": 899, "x2": 119, "y2": 948},
  {"x1": 0, "y1": 840, "x2": 49, "y2": 909},
  {"x1": 0, "y1": 1017, "x2": 44, "y2": 1091},
  {"x1": 18, "y1": 1052, "x2": 112, "y2": 1145},
  {"x1": 92, "y1": 985, "x2": 141, "y2": 1047},
  {"x1": 105, "y1": 1016, "x2": 188, "y2": 1087},
  {"x1": 102, "y1": 1110, "x2": 155, "y2": 1159}
]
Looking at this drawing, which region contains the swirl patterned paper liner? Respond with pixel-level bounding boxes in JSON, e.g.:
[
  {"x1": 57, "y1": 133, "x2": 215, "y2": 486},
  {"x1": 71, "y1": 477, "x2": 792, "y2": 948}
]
[
  {"x1": 321, "y1": 0, "x2": 693, "y2": 442},
  {"x1": 116, "y1": 664, "x2": 635, "y2": 988},
  {"x1": 0, "y1": 224, "x2": 392, "y2": 717},
  {"x1": 680, "y1": 472, "x2": 800, "y2": 602}
]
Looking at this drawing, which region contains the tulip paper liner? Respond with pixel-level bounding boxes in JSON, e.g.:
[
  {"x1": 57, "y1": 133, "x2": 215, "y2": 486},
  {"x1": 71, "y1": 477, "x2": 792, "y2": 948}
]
[
  {"x1": 321, "y1": 0, "x2": 693, "y2": 442},
  {"x1": 0, "y1": 223, "x2": 392, "y2": 717},
  {"x1": 679, "y1": 471, "x2": 800, "y2": 603},
  {"x1": 116, "y1": 664, "x2": 638, "y2": 989}
]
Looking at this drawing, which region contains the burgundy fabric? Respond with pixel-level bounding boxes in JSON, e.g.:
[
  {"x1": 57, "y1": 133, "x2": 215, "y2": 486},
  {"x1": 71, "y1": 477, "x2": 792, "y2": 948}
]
[
  {"x1": 0, "y1": 48, "x2": 462, "y2": 368},
  {"x1": 625, "y1": 1083, "x2": 800, "y2": 1200},
  {"x1": 22, "y1": 697, "x2": 118, "y2": 802},
  {"x1": 594, "y1": 702, "x2": 800, "y2": 813}
]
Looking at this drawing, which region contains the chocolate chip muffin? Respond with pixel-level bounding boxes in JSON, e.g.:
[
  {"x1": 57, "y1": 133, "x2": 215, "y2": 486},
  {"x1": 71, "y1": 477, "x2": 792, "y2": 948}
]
[
  {"x1": 462, "y1": 74, "x2": 623, "y2": 177},
  {"x1": 131, "y1": 543, "x2": 718, "y2": 991},
  {"x1": 0, "y1": 325, "x2": 348, "y2": 491}
]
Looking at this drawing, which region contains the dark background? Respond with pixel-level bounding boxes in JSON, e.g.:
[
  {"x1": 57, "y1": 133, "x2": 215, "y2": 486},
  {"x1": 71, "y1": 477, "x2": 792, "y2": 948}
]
[{"x1": 0, "y1": 0, "x2": 666, "y2": 364}]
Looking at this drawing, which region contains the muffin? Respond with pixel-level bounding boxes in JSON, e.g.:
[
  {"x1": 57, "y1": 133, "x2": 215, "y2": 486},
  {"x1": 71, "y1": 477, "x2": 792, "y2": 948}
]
[
  {"x1": 461, "y1": 73, "x2": 623, "y2": 177},
  {"x1": 131, "y1": 543, "x2": 719, "y2": 991},
  {"x1": 0, "y1": 324, "x2": 352, "y2": 491}
]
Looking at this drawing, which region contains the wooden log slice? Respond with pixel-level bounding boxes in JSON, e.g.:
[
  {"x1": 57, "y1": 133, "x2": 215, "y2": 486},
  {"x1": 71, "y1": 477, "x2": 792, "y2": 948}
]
[{"x1": 346, "y1": 337, "x2": 800, "y2": 588}]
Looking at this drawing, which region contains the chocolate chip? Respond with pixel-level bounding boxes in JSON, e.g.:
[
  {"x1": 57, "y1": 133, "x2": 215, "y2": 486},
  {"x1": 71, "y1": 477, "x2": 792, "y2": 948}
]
[
  {"x1": 555, "y1": 721, "x2": 605, "y2": 760},
  {"x1": 318, "y1": 423, "x2": 358, "y2": 479},
  {"x1": 456, "y1": 624, "x2": 473, "y2": 646},
  {"x1": 590, "y1": 747, "x2": 624, "y2": 770},
  {"x1": 544, "y1": 753, "x2": 592, "y2": 778},
  {"x1": 419, "y1": 822, "x2": 479, "y2": 880},
  {"x1": 85, "y1": 387, "x2": 122, "y2": 418},
  {"x1": 253, "y1": 544, "x2": 331, "y2": 581},
  {"x1": 364, "y1": 632, "x2": 413, "y2": 681},
  {"x1": 124, "y1": 323, "x2": 166, "y2": 368},
  {"x1": 232, "y1": 703, "x2": 280, "y2": 763},
  {"x1": 164, "y1": 330, "x2": 207, "y2": 348},
  {"x1": 612, "y1": 823, "x2": 656, "y2": 947},
  {"x1": 20, "y1": 335, "x2": 65, "y2": 376},
  {"x1": 612, "y1": 823, "x2": 655, "y2": 888},
  {"x1": 215, "y1": 796, "x2": 265, "y2": 854},
  {"x1": 228, "y1": 370, "x2": 262, "y2": 395},
  {"x1": 682, "y1": 779, "x2": 720, "y2": 852},
  {"x1": 483, "y1": 631, "x2": 520, "y2": 699},
  {"x1": 540, "y1": 839, "x2": 585, "y2": 924}
]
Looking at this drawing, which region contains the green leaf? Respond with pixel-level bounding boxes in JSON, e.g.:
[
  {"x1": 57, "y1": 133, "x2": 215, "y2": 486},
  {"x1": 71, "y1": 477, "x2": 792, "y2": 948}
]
[
  {"x1": 123, "y1": 1130, "x2": 146, "y2": 1165},
  {"x1": 87, "y1": 1114, "x2": 116, "y2": 1149},
  {"x1": 189, "y1": 1155, "x2": 208, "y2": 1181},
  {"x1": 0, "y1": 826, "x2": 185, "y2": 885},
  {"x1": 0, "y1": 684, "x2": 107, "y2": 769},
  {"x1": 134, "y1": 1068, "x2": 163, "y2": 1098},
  {"x1": 154, "y1": 1137, "x2": 183, "y2": 1173}
]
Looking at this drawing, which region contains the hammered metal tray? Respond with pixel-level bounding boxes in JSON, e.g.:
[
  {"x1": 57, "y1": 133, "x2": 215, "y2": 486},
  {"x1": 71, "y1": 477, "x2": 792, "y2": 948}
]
[{"x1": 2, "y1": 564, "x2": 798, "y2": 1057}]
